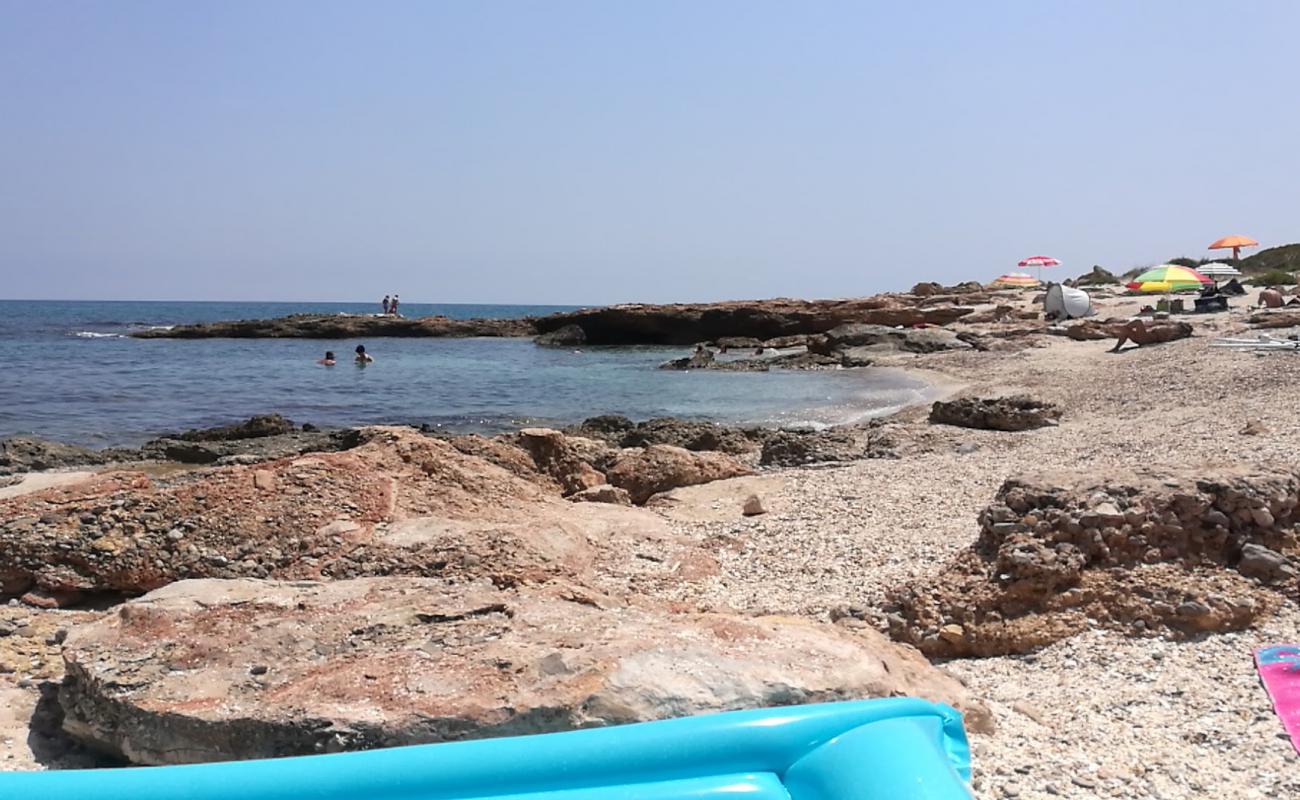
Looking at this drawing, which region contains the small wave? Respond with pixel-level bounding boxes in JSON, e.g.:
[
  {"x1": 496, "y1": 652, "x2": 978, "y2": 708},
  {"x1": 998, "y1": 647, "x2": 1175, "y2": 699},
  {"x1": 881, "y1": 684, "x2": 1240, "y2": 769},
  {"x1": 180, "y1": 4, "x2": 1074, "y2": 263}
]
[
  {"x1": 141, "y1": 324, "x2": 175, "y2": 331},
  {"x1": 71, "y1": 331, "x2": 124, "y2": 339}
]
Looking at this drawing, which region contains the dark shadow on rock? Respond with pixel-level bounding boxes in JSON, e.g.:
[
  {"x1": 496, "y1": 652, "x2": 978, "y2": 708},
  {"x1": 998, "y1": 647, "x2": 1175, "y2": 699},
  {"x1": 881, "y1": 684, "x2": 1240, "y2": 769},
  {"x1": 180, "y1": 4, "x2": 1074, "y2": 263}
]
[{"x1": 28, "y1": 681, "x2": 124, "y2": 769}]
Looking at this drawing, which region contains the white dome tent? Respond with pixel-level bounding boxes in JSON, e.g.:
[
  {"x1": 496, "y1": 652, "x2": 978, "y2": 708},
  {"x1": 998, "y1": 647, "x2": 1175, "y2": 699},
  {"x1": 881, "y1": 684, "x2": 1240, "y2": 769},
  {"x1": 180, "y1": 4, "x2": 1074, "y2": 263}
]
[{"x1": 1044, "y1": 283, "x2": 1094, "y2": 320}]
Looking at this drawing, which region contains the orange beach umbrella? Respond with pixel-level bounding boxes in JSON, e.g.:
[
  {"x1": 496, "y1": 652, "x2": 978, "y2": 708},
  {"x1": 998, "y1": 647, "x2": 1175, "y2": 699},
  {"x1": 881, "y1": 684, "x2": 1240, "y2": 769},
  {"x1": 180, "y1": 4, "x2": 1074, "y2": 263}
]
[{"x1": 1208, "y1": 235, "x2": 1258, "y2": 261}]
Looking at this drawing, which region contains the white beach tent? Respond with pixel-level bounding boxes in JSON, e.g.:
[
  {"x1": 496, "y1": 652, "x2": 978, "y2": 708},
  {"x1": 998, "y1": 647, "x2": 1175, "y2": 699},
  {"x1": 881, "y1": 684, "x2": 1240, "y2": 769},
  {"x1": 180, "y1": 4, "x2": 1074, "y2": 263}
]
[{"x1": 1044, "y1": 283, "x2": 1094, "y2": 319}]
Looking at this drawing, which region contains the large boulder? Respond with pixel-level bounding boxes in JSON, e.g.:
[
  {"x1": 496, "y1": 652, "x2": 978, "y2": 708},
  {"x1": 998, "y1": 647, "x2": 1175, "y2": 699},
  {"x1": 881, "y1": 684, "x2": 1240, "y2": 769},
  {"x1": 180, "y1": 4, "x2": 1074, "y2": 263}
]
[
  {"x1": 884, "y1": 469, "x2": 1300, "y2": 657},
  {"x1": 606, "y1": 445, "x2": 754, "y2": 504},
  {"x1": 759, "y1": 427, "x2": 895, "y2": 466},
  {"x1": 59, "y1": 577, "x2": 988, "y2": 765},
  {"x1": 928, "y1": 396, "x2": 1062, "y2": 432},
  {"x1": 815, "y1": 324, "x2": 972, "y2": 355},
  {"x1": 0, "y1": 428, "x2": 695, "y2": 595},
  {"x1": 619, "y1": 418, "x2": 758, "y2": 456},
  {"x1": 516, "y1": 428, "x2": 606, "y2": 495}
]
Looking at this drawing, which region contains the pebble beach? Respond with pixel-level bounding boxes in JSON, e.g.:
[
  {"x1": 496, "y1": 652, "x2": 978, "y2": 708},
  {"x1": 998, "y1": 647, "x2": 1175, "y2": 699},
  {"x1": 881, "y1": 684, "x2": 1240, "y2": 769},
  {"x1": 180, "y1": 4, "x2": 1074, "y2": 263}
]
[{"x1": 1, "y1": 285, "x2": 1298, "y2": 800}]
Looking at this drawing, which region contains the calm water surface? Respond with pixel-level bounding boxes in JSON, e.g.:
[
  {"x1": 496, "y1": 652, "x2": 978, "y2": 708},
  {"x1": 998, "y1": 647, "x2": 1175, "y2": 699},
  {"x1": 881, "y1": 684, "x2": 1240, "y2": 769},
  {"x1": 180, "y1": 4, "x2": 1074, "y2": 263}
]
[{"x1": 0, "y1": 300, "x2": 935, "y2": 446}]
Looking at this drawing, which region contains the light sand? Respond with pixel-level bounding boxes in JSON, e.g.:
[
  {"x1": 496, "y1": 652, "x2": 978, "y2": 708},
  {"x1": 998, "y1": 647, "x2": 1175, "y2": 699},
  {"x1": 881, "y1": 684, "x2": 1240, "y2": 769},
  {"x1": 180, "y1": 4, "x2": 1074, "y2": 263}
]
[{"x1": 653, "y1": 292, "x2": 1300, "y2": 798}]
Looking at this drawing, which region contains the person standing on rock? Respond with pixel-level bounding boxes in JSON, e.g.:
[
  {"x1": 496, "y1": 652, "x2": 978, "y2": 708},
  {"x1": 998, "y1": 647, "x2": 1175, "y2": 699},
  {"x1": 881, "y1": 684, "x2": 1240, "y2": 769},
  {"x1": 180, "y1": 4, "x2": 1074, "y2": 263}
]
[
  {"x1": 391, "y1": 294, "x2": 400, "y2": 316},
  {"x1": 382, "y1": 295, "x2": 391, "y2": 315}
]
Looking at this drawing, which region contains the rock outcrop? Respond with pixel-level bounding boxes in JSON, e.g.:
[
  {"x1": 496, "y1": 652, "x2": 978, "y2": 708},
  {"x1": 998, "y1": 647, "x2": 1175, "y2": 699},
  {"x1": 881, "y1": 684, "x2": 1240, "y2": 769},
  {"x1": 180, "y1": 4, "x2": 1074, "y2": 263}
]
[
  {"x1": 134, "y1": 314, "x2": 534, "y2": 339},
  {"x1": 0, "y1": 428, "x2": 697, "y2": 596},
  {"x1": 533, "y1": 299, "x2": 975, "y2": 345},
  {"x1": 885, "y1": 469, "x2": 1299, "y2": 657},
  {"x1": 1073, "y1": 266, "x2": 1120, "y2": 286},
  {"x1": 59, "y1": 577, "x2": 988, "y2": 764},
  {"x1": 928, "y1": 396, "x2": 1062, "y2": 432},
  {"x1": 606, "y1": 445, "x2": 754, "y2": 504},
  {"x1": 515, "y1": 428, "x2": 607, "y2": 496},
  {"x1": 813, "y1": 323, "x2": 973, "y2": 355},
  {"x1": 534, "y1": 324, "x2": 586, "y2": 347},
  {"x1": 0, "y1": 438, "x2": 134, "y2": 476}
]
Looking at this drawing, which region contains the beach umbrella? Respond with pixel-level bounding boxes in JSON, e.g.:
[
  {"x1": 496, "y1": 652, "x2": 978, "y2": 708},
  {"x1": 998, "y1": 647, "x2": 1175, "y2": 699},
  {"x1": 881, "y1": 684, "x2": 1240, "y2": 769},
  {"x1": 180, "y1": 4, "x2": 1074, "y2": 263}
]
[
  {"x1": 1126, "y1": 264, "x2": 1213, "y2": 293},
  {"x1": 1198, "y1": 262, "x2": 1243, "y2": 279},
  {"x1": 1208, "y1": 235, "x2": 1258, "y2": 262},
  {"x1": 1018, "y1": 255, "x2": 1061, "y2": 281},
  {"x1": 991, "y1": 272, "x2": 1040, "y2": 288}
]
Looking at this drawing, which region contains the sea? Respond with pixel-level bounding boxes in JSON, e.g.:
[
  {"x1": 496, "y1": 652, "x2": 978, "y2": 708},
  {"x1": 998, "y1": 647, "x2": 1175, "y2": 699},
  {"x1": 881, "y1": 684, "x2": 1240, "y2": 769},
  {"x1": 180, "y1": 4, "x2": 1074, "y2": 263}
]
[{"x1": 0, "y1": 300, "x2": 938, "y2": 447}]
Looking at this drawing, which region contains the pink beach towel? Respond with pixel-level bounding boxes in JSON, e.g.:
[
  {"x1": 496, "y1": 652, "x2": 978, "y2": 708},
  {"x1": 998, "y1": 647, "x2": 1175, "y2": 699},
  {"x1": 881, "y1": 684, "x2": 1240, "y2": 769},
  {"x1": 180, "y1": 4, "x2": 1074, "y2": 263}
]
[{"x1": 1256, "y1": 644, "x2": 1300, "y2": 754}]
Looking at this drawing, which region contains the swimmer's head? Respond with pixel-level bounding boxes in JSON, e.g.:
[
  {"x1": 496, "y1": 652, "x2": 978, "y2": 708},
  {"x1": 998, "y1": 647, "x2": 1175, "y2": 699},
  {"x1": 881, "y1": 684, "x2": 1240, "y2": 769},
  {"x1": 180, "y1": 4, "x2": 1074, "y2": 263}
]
[
  {"x1": 355, "y1": 345, "x2": 366, "y2": 354},
  {"x1": 324, "y1": 351, "x2": 335, "y2": 359}
]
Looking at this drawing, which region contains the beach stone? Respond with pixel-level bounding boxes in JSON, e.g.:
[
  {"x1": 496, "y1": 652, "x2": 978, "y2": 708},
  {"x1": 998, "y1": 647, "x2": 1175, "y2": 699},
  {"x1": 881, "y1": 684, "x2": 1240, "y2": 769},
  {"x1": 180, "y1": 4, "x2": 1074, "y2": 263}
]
[
  {"x1": 928, "y1": 396, "x2": 1062, "y2": 432},
  {"x1": 742, "y1": 494, "x2": 766, "y2": 516},
  {"x1": 566, "y1": 485, "x2": 633, "y2": 506},
  {"x1": 606, "y1": 445, "x2": 754, "y2": 505},
  {"x1": 1238, "y1": 543, "x2": 1296, "y2": 583},
  {"x1": 57, "y1": 577, "x2": 989, "y2": 765}
]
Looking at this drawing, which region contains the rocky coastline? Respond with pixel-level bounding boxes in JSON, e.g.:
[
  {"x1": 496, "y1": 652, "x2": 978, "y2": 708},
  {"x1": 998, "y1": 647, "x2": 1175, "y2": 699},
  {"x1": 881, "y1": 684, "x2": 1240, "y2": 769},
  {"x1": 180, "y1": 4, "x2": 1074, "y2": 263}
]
[
  {"x1": 132, "y1": 293, "x2": 989, "y2": 344},
  {"x1": 4, "y1": 280, "x2": 1300, "y2": 797}
]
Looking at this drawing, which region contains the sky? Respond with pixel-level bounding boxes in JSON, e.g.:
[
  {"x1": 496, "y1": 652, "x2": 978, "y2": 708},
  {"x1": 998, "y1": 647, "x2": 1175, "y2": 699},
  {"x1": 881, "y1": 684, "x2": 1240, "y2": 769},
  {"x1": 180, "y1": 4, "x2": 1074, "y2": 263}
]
[{"x1": 2, "y1": 1, "x2": 1297, "y2": 305}]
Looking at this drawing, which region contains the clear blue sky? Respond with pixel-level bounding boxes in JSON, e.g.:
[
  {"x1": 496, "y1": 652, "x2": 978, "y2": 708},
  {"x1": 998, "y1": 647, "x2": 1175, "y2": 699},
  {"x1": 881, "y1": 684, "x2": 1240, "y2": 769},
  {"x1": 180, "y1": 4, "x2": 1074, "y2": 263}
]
[{"x1": 2, "y1": 1, "x2": 1296, "y2": 304}]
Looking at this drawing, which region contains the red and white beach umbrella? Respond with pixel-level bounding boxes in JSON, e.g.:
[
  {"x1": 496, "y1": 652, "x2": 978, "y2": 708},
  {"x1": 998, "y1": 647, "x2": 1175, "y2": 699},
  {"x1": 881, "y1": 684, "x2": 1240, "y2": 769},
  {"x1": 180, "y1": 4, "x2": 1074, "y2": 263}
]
[{"x1": 1018, "y1": 255, "x2": 1061, "y2": 281}]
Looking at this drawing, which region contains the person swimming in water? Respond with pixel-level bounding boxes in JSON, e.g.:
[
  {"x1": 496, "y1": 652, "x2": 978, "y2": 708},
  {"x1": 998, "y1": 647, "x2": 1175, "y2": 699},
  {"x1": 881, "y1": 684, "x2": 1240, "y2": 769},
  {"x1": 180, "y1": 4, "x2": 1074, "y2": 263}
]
[
  {"x1": 355, "y1": 344, "x2": 374, "y2": 364},
  {"x1": 317, "y1": 351, "x2": 336, "y2": 366}
]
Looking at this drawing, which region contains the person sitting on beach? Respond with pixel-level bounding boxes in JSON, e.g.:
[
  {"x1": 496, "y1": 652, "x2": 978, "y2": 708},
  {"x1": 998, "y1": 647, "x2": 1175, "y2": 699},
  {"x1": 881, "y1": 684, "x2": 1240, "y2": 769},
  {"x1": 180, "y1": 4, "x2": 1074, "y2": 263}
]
[
  {"x1": 1109, "y1": 319, "x2": 1193, "y2": 353},
  {"x1": 318, "y1": 351, "x2": 336, "y2": 366},
  {"x1": 1258, "y1": 287, "x2": 1284, "y2": 309},
  {"x1": 354, "y1": 344, "x2": 374, "y2": 364},
  {"x1": 382, "y1": 295, "x2": 391, "y2": 315}
]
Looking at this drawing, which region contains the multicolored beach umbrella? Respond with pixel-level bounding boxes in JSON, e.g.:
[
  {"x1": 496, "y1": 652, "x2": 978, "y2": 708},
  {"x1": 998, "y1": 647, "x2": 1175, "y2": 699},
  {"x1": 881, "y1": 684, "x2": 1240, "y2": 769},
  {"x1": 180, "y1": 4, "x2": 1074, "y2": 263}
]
[
  {"x1": 1126, "y1": 264, "x2": 1213, "y2": 293},
  {"x1": 1017, "y1": 255, "x2": 1060, "y2": 281},
  {"x1": 991, "y1": 272, "x2": 1040, "y2": 288}
]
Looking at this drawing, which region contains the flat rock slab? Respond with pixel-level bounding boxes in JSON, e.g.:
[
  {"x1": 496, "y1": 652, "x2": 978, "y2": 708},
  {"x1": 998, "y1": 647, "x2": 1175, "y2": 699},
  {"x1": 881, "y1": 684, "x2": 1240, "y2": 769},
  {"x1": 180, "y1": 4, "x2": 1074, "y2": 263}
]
[{"x1": 59, "y1": 577, "x2": 988, "y2": 764}]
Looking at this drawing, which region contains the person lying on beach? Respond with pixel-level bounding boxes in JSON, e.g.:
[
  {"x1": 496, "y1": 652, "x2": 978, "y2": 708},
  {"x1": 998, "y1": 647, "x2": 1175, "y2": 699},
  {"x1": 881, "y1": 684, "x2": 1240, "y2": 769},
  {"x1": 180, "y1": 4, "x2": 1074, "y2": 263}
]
[
  {"x1": 317, "y1": 351, "x2": 336, "y2": 366},
  {"x1": 1109, "y1": 319, "x2": 1193, "y2": 353},
  {"x1": 1258, "y1": 287, "x2": 1284, "y2": 309},
  {"x1": 354, "y1": 345, "x2": 374, "y2": 364}
]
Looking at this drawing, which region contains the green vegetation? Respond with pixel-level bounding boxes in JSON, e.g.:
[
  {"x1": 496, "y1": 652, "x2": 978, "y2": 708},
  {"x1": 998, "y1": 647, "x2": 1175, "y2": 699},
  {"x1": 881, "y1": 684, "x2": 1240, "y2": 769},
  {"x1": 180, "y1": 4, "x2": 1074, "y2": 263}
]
[
  {"x1": 1166, "y1": 256, "x2": 1211, "y2": 268},
  {"x1": 1246, "y1": 269, "x2": 1297, "y2": 286},
  {"x1": 1240, "y1": 244, "x2": 1300, "y2": 276}
]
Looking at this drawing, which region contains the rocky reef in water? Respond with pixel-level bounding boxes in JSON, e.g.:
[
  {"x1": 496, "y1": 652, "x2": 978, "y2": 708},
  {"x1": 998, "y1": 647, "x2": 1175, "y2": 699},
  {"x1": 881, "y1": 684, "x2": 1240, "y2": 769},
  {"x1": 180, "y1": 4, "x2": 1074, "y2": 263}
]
[{"x1": 132, "y1": 294, "x2": 984, "y2": 345}]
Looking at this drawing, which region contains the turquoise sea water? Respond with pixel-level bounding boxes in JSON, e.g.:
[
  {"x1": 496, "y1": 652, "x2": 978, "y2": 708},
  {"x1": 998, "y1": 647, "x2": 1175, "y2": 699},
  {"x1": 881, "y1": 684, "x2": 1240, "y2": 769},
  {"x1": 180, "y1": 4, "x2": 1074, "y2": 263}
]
[{"x1": 0, "y1": 300, "x2": 934, "y2": 447}]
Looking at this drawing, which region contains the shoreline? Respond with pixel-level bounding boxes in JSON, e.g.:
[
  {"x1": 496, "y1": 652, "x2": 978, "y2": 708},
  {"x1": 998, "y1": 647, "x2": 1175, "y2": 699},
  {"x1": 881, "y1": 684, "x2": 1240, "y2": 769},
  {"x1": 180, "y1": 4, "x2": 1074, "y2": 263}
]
[{"x1": 3, "y1": 285, "x2": 1300, "y2": 796}]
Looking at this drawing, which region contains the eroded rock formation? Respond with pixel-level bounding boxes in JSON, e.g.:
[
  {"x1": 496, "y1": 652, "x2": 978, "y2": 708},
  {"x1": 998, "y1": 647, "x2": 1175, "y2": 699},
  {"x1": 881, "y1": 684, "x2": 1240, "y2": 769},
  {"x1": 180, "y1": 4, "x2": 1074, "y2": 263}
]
[{"x1": 885, "y1": 469, "x2": 1299, "y2": 657}]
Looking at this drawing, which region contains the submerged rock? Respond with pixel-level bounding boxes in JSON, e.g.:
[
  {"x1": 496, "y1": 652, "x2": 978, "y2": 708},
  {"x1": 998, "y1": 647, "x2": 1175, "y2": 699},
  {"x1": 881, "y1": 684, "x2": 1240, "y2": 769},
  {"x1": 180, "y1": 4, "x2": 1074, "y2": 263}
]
[{"x1": 59, "y1": 577, "x2": 988, "y2": 764}]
